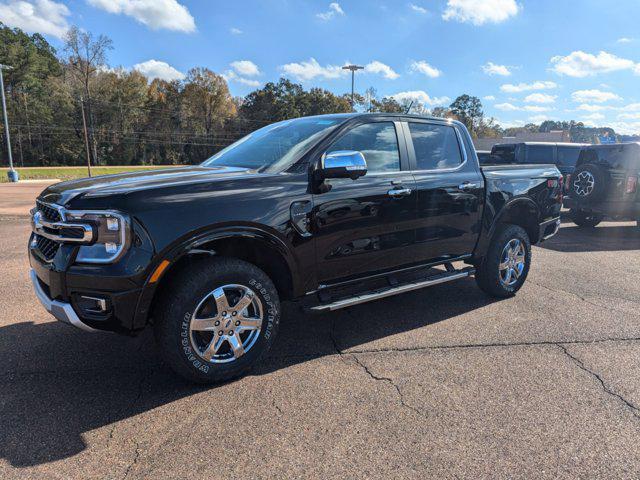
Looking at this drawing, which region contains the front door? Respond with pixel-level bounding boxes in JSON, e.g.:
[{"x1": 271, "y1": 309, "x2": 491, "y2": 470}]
[
  {"x1": 311, "y1": 120, "x2": 417, "y2": 285},
  {"x1": 404, "y1": 120, "x2": 484, "y2": 263}
]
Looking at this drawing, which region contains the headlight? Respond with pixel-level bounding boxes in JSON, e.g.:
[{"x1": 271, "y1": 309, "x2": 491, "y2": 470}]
[{"x1": 64, "y1": 211, "x2": 130, "y2": 263}]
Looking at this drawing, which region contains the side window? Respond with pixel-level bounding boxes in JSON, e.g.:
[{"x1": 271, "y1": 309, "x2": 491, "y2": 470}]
[
  {"x1": 408, "y1": 123, "x2": 463, "y2": 170},
  {"x1": 527, "y1": 146, "x2": 554, "y2": 164},
  {"x1": 327, "y1": 122, "x2": 400, "y2": 172}
]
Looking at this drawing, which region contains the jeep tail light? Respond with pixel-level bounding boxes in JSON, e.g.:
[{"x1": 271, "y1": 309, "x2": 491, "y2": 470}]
[
  {"x1": 626, "y1": 175, "x2": 638, "y2": 194},
  {"x1": 565, "y1": 174, "x2": 571, "y2": 192}
]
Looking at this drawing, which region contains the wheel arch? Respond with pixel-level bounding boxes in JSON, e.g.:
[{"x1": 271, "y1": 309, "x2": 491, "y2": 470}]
[
  {"x1": 474, "y1": 197, "x2": 541, "y2": 262},
  {"x1": 132, "y1": 226, "x2": 300, "y2": 330}
]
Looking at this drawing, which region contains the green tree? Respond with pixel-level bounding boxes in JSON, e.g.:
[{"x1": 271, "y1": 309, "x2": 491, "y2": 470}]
[{"x1": 449, "y1": 94, "x2": 483, "y2": 136}]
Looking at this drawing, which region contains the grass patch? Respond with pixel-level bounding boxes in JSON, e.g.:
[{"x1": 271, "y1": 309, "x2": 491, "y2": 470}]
[{"x1": 1, "y1": 165, "x2": 182, "y2": 182}]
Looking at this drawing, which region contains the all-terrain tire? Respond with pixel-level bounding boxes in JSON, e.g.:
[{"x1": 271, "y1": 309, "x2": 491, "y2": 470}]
[
  {"x1": 154, "y1": 257, "x2": 280, "y2": 384},
  {"x1": 475, "y1": 224, "x2": 532, "y2": 298},
  {"x1": 570, "y1": 209, "x2": 604, "y2": 228}
]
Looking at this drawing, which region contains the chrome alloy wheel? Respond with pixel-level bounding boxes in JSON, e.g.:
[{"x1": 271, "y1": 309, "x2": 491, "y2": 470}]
[
  {"x1": 573, "y1": 171, "x2": 595, "y2": 197},
  {"x1": 499, "y1": 239, "x2": 526, "y2": 287},
  {"x1": 189, "y1": 284, "x2": 263, "y2": 364}
]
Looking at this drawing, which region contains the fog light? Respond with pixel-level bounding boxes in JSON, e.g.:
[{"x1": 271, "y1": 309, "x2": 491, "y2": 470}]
[{"x1": 77, "y1": 295, "x2": 109, "y2": 314}]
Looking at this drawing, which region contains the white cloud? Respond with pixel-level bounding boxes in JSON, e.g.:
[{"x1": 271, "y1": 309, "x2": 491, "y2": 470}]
[
  {"x1": 442, "y1": 0, "x2": 519, "y2": 25},
  {"x1": 133, "y1": 60, "x2": 185, "y2": 81},
  {"x1": 316, "y1": 2, "x2": 344, "y2": 21},
  {"x1": 280, "y1": 58, "x2": 344, "y2": 81},
  {"x1": 365, "y1": 61, "x2": 400, "y2": 80},
  {"x1": 523, "y1": 105, "x2": 550, "y2": 112},
  {"x1": 230, "y1": 60, "x2": 260, "y2": 77},
  {"x1": 495, "y1": 102, "x2": 518, "y2": 111},
  {"x1": 617, "y1": 37, "x2": 634, "y2": 44},
  {"x1": 482, "y1": 62, "x2": 511, "y2": 76},
  {"x1": 230, "y1": 27, "x2": 242, "y2": 35},
  {"x1": 391, "y1": 91, "x2": 450, "y2": 107},
  {"x1": 608, "y1": 121, "x2": 640, "y2": 135},
  {"x1": 410, "y1": 60, "x2": 442, "y2": 78},
  {"x1": 484, "y1": 95, "x2": 496, "y2": 101},
  {"x1": 576, "y1": 104, "x2": 607, "y2": 112},
  {"x1": 224, "y1": 61, "x2": 262, "y2": 87},
  {"x1": 500, "y1": 81, "x2": 557, "y2": 93},
  {"x1": 0, "y1": 0, "x2": 70, "y2": 39},
  {"x1": 495, "y1": 103, "x2": 551, "y2": 112},
  {"x1": 409, "y1": 3, "x2": 428, "y2": 14},
  {"x1": 581, "y1": 113, "x2": 605, "y2": 121},
  {"x1": 529, "y1": 114, "x2": 553, "y2": 123},
  {"x1": 550, "y1": 50, "x2": 635, "y2": 77},
  {"x1": 524, "y1": 93, "x2": 556, "y2": 104},
  {"x1": 618, "y1": 112, "x2": 640, "y2": 120},
  {"x1": 87, "y1": 0, "x2": 195, "y2": 32},
  {"x1": 571, "y1": 89, "x2": 621, "y2": 103}
]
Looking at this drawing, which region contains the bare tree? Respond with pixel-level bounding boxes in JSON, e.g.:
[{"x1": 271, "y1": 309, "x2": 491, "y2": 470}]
[{"x1": 64, "y1": 26, "x2": 113, "y2": 164}]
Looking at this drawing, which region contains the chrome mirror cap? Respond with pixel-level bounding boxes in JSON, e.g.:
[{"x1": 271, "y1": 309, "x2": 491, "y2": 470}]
[{"x1": 320, "y1": 150, "x2": 367, "y2": 180}]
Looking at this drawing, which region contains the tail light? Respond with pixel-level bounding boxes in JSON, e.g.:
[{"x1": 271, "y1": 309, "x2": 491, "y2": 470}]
[
  {"x1": 626, "y1": 175, "x2": 638, "y2": 194},
  {"x1": 565, "y1": 174, "x2": 571, "y2": 192}
]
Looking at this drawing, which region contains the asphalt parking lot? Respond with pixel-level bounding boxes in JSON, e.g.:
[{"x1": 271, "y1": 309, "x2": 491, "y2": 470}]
[{"x1": 1, "y1": 209, "x2": 640, "y2": 478}]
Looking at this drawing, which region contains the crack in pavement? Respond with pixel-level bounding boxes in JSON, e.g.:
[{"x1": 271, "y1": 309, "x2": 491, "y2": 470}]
[
  {"x1": 530, "y1": 281, "x2": 640, "y2": 318},
  {"x1": 120, "y1": 367, "x2": 155, "y2": 479},
  {"x1": 333, "y1": 309, "x2": 429, "y2": 420},
  {"x1": 556, "y1": 343, "x2": 640, "y2": 419}
]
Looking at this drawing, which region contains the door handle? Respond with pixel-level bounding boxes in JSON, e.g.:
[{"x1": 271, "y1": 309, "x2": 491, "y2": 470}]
[
  {"x1": 387, "y1": 187, "x2": 412, "y2": 198},
  {"x1": 458, "y1": 182, "x2": 478, "y2": 190}
]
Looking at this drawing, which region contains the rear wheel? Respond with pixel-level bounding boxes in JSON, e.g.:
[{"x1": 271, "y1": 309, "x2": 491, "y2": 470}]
[
  {"x1": 475, "y1": 224, "x2": 531, "y2": 298},
  {"x1": 570, "y1": 209, "x2": 603, "y2": 228},
  {"x1": 154, "y1": 257, "x2": 280, "y2": 384}
]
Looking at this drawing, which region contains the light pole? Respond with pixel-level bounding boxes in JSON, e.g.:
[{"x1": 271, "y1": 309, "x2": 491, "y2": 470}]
[
  {"x1": 0, "y1": 64, "x2": 17, "y2": 182},
  {"x1": 0, "y1": 64, "x2": 16, "y2": 182},
  {"x1": 342, "y1": 64, "x2": 364, "y2": 110}
]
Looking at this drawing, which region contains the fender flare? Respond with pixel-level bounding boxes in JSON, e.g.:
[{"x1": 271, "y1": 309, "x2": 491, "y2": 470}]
[
  {"x1": 474, "y1": 196, "x2": 541, "y2": 260},
  {"x1": 131, "y1": 225, "x2": 300, "y2": 330}
]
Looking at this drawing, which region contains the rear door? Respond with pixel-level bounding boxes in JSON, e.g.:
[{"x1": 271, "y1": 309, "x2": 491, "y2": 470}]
[
  {"x1": 403, "y1": 120, "x2": 484, "y2": 263},
  {"x1": 311, "y1": 120, "x2": 418, "y2": 284}
]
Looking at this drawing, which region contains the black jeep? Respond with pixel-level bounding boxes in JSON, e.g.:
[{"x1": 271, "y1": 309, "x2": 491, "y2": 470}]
[{"x1": 565, "y1": 143, "x2": 640, "y2": 228}]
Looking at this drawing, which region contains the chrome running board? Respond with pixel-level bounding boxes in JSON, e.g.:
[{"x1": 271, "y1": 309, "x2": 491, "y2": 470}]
[{"x1": 310, "y1": 268, "x2": 475, "y2": 312}]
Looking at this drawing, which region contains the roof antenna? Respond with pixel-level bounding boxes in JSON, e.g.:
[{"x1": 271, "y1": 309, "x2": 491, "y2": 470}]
[{"x1": 404, "y1": 100, "x2": 414, "y2": 114}]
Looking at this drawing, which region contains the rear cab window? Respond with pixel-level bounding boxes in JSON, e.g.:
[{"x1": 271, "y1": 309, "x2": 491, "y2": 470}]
[
  {"x1": 525, "y1": 145, "x2": 554, "y2": 164},
  {"x1": 490, "y1": 145, "x2": 516, "y2": 163}
]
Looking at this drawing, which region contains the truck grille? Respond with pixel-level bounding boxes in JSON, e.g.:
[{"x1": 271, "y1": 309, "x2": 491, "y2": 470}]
[
  {"x1": 35, "y1": 234, "x2": 60, "y2": 261},
  {"x1": 36, "y1": 200, "x2": 63, "y2": 222}
]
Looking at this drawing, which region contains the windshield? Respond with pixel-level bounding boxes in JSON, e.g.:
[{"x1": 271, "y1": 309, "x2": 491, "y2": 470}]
[{"x1": 202, "y1": 117, "x2": 342, "y2": 173}]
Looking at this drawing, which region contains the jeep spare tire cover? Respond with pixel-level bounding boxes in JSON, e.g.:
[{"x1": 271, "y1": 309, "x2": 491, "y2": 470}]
[{"x1": 569, "y1": 163, "x2": 608, "y2": 202}]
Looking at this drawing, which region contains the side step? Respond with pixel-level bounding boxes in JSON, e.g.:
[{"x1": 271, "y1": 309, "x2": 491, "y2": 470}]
[{"x1": 310, "y1": 267, "x2": 475, "y2": 312}]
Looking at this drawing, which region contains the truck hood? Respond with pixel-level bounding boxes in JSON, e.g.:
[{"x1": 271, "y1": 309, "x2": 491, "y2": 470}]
[{"x1": 38, "y1": 166, "x2": 256, "y2": 205}]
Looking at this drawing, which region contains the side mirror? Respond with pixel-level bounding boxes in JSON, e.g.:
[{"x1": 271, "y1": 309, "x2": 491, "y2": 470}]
[{"x1": 319, "y1": 150, "x2": 367, "y2": 180}]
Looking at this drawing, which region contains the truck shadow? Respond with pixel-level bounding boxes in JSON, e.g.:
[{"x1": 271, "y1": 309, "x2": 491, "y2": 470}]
[
  {"x1": 539, "y1": 221, "x2": 640, "y2": 253},
  {"x1": 0, "y1": 278, "x2": 496, "y2": 468}
]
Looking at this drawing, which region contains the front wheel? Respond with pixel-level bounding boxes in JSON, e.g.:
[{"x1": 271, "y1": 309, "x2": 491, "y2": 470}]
[
  {"x1": 475, "y1": 224, "x2": 532, "y2": 298},
  {"x1": 570, "y1": 209, "x2": 603, "y2": 228},
  {"x1": 154, "y1": 257, "x2": 280, "y2": 384}
]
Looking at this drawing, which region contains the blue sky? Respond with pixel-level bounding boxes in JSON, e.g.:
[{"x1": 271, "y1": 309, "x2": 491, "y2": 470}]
[{"x1": 2, "y1": 0, "x2": 640, "y2": 133}]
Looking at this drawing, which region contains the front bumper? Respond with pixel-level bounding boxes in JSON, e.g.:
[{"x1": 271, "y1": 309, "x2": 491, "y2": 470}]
[{"x1": 30, "y1": 270, "x2": 97, "y2": 332}]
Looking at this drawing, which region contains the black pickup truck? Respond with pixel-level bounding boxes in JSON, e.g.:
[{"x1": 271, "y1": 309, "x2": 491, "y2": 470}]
[{"x1": 29, "y1": 114, "x2": 562, "y2": 383}]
